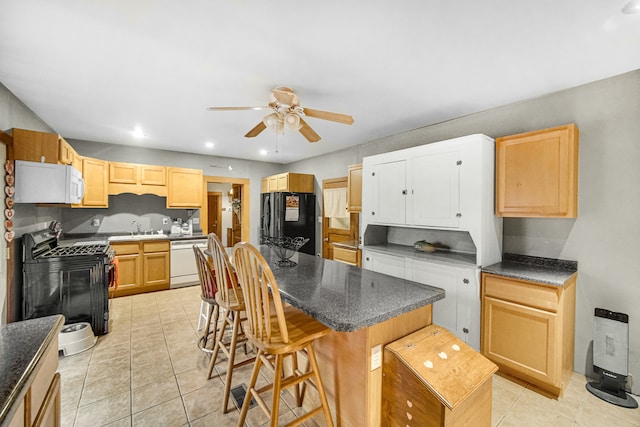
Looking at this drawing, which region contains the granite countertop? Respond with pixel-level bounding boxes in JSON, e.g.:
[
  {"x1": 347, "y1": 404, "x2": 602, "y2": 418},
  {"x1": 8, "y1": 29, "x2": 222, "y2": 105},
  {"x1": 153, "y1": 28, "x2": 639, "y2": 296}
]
[
  {"x1": 0, "y1": 315, "x2": 64, "y2": 426},
  {"x1": 482, "y1": 253, "x2": 578, "y2": 286},
  {"x1": 258, "y1": 246, "x2": 445, "y2": 332},
  {"x1": 363, "y1": 243, "x2": 477, "y2": 267},
  {"x1": 60, "y1": 233, "x2": 206, "y2": 245}
]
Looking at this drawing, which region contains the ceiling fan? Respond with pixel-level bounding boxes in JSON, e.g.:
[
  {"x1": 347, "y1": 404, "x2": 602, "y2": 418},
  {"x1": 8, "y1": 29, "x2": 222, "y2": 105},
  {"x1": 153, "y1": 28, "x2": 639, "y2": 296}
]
[{"x1": 207, "y1": 86, "x2": 354, "y2": 143}]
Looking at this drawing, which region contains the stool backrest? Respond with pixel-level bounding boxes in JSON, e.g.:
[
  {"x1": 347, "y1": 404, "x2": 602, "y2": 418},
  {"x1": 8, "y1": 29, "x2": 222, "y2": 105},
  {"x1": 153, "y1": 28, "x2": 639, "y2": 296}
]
[
  {"x1": 193, "y1": 245, "x2": 216, "y2": 300},
  {"x1": 207, "y1": 233, "x2": 242, "y2": 304},
  {"x1": 232, "y1": 242, "x2": 289, "y2": 344}
]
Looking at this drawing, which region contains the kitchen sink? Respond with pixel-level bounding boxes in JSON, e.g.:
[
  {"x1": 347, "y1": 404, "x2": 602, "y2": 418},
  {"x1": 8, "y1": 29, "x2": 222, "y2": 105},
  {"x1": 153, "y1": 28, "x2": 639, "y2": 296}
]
[{"x1": 108, "y1": 234, "x2": 168, "y2": 242}]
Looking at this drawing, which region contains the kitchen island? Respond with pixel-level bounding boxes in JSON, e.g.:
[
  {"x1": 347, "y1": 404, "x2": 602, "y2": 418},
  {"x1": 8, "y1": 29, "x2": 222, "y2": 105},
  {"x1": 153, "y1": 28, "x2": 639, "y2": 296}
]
[
  {"x1": 258, "y1": 247, "x2": 445, "y2": 427},
  {"x1": 0, "y1": 315, "x2": 64, "y2": 427}
]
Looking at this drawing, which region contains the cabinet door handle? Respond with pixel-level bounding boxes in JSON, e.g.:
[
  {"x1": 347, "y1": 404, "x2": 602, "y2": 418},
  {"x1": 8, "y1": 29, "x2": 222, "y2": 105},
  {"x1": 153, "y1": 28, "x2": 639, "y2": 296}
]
[
  {"x1": 463, "y1": 278, "x2": 469, "y2": 284},
  {"x1": 371, "y1": 211, "x2": 375, "y2": 216},
  {"x1": 402, "y1": 189, "x2": 407, "y2": 195}
]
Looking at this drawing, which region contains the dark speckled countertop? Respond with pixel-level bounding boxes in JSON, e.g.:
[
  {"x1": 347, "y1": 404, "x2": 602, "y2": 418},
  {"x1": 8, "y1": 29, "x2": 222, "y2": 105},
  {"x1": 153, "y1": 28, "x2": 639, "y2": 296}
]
[
  {"x1": 482, "y1": 253, "x2": 578, "y2": 286},
  {"x1": 0, "y1": 315, "x2": 64, "y2": 426},
  {"x1": 258, "y1": 246, "x2": 445, "y2": 332}
]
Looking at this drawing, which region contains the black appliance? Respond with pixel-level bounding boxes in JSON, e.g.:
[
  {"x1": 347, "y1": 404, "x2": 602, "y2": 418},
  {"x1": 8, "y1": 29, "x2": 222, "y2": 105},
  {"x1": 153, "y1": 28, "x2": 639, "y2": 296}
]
[
  {"x1": 22, "y1": 223, "x2": 113, "y2": 335},
  {"x1": 260, "y1": 192, "x2": 316, "y2": 256}
]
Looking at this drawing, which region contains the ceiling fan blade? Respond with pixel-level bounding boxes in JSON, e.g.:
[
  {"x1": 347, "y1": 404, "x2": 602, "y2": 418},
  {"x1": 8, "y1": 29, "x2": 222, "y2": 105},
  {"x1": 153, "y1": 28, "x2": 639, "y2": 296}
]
[
  {"x1": 303, "y1": 108, "x2": 354, "y2": 125},
  {"x1": 298, "y1": 117, "x2": 321, "y2": 143},
  {"x1": 207, "y1": 106, "x2": 271, "y2": 111},
  {"x1": 245, "y1": 121, "x2": 267, "y2": 138},
  {"x1": 271, "y1": 87, "x2": 297, "y2": 106}
]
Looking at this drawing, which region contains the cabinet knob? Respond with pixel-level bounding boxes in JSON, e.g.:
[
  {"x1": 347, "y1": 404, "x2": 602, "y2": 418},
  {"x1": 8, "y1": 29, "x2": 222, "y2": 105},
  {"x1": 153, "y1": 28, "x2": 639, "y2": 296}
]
[
  {"x1": 371, "y1": 211, "x2": 375, "y2": 216},
  {"x1": 463, "y1": 278, "x2": 469, "y2": 284},
  {"x1": 402, "y1": 190, "x2": 407, "y2": 195},
  {"x1": 366, "y1": 257, "x2": 370, "y2": 261},
  {"x1": 463, "y1": 328, "x2": 469, "y2": 334}
]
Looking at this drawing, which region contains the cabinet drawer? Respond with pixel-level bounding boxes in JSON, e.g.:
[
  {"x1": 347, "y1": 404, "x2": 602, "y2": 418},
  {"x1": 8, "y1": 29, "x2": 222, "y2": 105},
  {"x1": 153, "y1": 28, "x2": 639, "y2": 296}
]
[
  {"x1": 143, "y1": 241, "x2": 170, "y2": 253},
  {"x1": 483, "y1": 274, "x2": 559, "y2": 312},
  {"x1": 111, "y1": 242, "x2": 140, "y2": 255},
  {"x1": 333, "y1": 247, "x2": 358, "y2": 265}
]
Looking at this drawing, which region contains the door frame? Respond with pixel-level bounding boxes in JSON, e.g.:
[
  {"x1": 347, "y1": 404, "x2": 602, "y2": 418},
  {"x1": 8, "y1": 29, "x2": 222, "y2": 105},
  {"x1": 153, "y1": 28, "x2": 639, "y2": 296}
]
[
  {"x1": 201, "y1": 176, "x2": 250, "y2": 243},
  {"x1": 207, "y1": 191, "x2": 223, "y2": 240},
  {"x1": 322, "y1": 177, "x2": 359, "y2": 259}
]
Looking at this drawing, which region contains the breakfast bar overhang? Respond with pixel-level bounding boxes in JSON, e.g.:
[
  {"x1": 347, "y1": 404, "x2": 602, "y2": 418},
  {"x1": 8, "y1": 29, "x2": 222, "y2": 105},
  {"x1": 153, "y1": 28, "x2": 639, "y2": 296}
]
[{"x1": 259, "y1": 247, "x2": 446, "y2": 427}]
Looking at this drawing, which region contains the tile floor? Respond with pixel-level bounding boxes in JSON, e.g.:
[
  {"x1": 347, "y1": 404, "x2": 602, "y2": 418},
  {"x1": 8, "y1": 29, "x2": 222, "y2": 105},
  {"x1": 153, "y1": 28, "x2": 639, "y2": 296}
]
[{"x1": 58, "y1": 286, "x2": 640, "y2": 427}]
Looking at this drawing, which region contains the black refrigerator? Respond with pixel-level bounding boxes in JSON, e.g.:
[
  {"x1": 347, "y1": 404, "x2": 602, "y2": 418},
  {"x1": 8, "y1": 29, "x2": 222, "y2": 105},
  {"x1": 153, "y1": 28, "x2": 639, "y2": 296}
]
[{"x1": 261, "y1": 192, "x2": 316, "y2": 255}]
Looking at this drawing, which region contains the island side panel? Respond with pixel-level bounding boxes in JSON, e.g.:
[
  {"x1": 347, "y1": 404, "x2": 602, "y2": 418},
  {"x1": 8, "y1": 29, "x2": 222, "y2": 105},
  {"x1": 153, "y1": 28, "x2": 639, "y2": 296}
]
[{"x1": 313, "y1": 305, "x2": 432, "y2": 427}]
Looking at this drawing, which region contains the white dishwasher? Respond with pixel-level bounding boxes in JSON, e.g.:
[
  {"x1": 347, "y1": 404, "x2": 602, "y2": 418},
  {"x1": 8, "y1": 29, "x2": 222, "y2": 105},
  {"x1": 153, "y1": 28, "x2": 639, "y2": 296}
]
[{"x1": 170, "y1": 238, "x2": 207, "y2": 288}]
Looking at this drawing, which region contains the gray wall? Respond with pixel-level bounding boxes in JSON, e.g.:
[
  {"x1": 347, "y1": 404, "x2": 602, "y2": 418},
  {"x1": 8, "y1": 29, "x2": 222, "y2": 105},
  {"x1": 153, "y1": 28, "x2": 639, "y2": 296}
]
[{"x1": 289, "y1": 70, "x2": 640, "y2": 392}]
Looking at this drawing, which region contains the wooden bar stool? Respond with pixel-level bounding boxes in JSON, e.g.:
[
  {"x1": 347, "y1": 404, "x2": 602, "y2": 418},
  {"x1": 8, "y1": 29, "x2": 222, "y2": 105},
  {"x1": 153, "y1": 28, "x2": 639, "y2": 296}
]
[
  {"x1": 232, "y1": 242, "x2": 334, "y2": 427},
  {"x1": 206, "y1": 233, "x2": 255, "y2": 413},
  {"x1": 193, "y1": 245, "x2": 219, "y2": 353}
]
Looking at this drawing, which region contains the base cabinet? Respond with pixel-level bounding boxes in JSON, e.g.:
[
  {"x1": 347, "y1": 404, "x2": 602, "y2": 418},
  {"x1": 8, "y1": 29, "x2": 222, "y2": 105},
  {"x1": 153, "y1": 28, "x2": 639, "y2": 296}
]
[
  {"x1": 110, "y1": 240, "x2": 170, "y2": 297},
  {"x1": 481, "y1": 273, "x2": 576, "y2": 397}
]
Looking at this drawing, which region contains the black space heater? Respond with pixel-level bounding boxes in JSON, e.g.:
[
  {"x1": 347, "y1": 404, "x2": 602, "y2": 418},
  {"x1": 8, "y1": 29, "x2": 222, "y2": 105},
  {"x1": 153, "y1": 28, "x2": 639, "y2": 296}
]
[{"x1": 586, "y1": 308, "x2": 638, "y2": 408}]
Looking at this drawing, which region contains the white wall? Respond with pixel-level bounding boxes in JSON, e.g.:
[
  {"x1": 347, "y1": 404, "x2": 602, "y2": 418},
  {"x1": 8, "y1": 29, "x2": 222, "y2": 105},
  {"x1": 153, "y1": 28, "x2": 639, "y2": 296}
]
[{"x1": 288, "y1": 70, "x2": 640, "y2": 393}]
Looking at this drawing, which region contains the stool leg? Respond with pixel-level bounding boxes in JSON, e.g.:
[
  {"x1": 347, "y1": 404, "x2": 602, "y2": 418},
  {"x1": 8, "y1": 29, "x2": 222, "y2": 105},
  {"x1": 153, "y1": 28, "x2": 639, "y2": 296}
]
[
  {"x1": 238, "y1": 349, "x2": 263, "y2": 427},
  {"x1": 207, "y1": 308, "x2": 230, "y2": 379},
  {"x1": 221, "y1": 311, "x2": 241, "y2": 413},
  {"x1": 270, "y1": 354, "x2": 284, "y2": 427}
]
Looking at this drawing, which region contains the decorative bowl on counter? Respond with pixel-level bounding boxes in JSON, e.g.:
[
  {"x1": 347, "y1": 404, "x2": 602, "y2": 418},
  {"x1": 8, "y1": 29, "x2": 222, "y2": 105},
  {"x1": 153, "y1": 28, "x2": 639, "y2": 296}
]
[{"x1": 263, "y1": 236, "x2": 309, "y2": 267}]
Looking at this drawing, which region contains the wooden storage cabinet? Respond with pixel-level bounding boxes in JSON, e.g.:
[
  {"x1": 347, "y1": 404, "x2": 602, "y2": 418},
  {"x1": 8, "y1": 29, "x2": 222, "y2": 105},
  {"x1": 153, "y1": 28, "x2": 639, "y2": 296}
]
[
  {"x1": 481, "y1": 272, "x2": 576, "y2": 397},
  {"x1": 260, "y1": 172, "x2": 314, "y2": 193},
  {"x1": 10, "y1": 128, "x2": 60, "y2": 164},
  {"x1": 108, "y1": 162, "x2": 167, "y2": 196},
  {"x1": 110, "y1": 240, "x2": 170, "y2": 297},
  {"x1": 347, "y1": 164, "x2": 362, "y2": 212},
  {"x1": 167, "y1": 167, "x2": 203, "y2": 208},
  {"x1": 74, "y1": 157, "x2": 109, "y2": 208},
  {"x1": 496, "y1": 124, "x2": 579, "y2": 218},
  {"x1": 332, "y1": 245, "x2": 361, "y2": 267}
]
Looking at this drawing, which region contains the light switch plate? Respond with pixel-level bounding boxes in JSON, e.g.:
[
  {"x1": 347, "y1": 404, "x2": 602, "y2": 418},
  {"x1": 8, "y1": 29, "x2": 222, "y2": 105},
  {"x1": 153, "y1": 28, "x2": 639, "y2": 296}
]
[{"x1": 371, "y1": 344, "x2": 382, "y2": 371}]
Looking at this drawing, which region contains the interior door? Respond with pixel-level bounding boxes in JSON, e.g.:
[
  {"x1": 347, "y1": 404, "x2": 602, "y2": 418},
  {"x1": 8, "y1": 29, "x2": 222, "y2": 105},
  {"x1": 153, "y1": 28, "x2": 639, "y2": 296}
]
[
  {"x1": 322, "y1": 177, "x2": 359, "y2": 259},
  {"x1": 207, "y1": 192, "x2": 222, "y2": 240}
]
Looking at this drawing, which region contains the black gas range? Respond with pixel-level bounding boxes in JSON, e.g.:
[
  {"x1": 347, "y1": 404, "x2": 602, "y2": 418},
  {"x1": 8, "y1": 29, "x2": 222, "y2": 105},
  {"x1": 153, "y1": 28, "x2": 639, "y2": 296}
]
[{"x1": 22, "y1": 224, "x2": 113, "y2": 335}]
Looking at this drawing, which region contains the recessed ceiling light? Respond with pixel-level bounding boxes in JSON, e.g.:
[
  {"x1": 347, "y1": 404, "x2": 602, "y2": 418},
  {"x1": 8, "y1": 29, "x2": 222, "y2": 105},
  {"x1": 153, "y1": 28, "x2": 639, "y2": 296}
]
[
  {"x1": 205, "y1": 141, "x2": 214, "y2": 149},
  {"x1": 622, "y1": 0, "x2": 640, "y2": 13},
  {"x1": 259, "y1": 149, "x2": 268, "y2": 155},
  {"x1": 132, "y1": 126, "x2": 146, "y2": 139}
]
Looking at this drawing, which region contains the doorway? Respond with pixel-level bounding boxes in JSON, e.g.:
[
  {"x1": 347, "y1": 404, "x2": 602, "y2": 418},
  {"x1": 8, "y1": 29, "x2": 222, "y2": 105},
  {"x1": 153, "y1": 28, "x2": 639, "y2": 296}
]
[
  {"x1": 207, "y1": 192, "x2": 222, "y2": 240},
  {"x1": 201, "y1": 176, "x2": 250, "y2": 246},
  {"x1": 322, "y1": 177, "x2": 359, "y2": 259}
]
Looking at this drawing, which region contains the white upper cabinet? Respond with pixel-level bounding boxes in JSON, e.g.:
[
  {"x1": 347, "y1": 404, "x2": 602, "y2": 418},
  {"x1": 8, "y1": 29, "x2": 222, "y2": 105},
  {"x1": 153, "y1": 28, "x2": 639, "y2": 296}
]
[{"x1": 366, "y1": 160, "x2": 406, "y2": 224}]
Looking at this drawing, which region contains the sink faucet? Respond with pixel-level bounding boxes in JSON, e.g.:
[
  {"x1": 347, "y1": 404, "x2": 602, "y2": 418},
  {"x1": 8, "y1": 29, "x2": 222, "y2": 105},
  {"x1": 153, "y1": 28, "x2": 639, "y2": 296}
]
[{"x1": 131, "y1": 221, "x2": 140, "y2": 235}]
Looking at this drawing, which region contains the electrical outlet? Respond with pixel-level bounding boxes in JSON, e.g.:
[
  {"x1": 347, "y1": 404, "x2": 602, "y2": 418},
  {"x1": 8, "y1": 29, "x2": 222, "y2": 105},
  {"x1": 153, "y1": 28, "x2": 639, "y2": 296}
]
[
  {"x1": 317, "y1": 216, "x2": 322, "y2": 223},
  {"x1": 91, "y1": 218, "x2": 100, "y2": 227},
  {"x1": 192, "y1": 217, "x2": 200, "y2": 224}
]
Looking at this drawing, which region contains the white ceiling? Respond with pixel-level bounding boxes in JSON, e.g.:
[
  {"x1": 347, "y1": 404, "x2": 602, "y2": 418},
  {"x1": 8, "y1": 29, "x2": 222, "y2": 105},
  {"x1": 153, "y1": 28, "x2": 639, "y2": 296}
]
[{"x1": 1, "y1": 1, "x2": 639, "y2": 164}]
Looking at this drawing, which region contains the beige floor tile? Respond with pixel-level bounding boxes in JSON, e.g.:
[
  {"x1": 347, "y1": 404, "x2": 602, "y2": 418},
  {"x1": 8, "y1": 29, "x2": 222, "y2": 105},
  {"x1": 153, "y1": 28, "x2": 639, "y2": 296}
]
[
  {"x1": 190, "y1": 410, "x2": 239, "y2": 427},
  {"x1": 104, "y1": 416, "x2": 132, "y2": 426},
  {"x1": 131, "y1": 357, "x2": 174, "y2": 389},
  {"x1": 80, "y1": 368, "x2": 131, "y2": 407},
  {"x1": 74, "y1": 390, "x2": 131, "y2": 427},
  {"x1": 91, "y1": 341, "x2": 131, "y2": 363},
  {"x1": 131, "y1": 396, "x2": 188, "y2": 427},
  {"x1": 577, "y1": 392, "x2": 640, "y2": 426},
  {"x1": 175, "y1": 367, "x2": 220, "y2": 395},
  {"x1": 182, "y1": 381, "x2": 225, "y2": 421},
  {"x1": 131, "y1": 345, "x2": 170, "y2": 369},
  {"x1": 170, "y1": 347, "x2": 210, "y2": 375},
  {"x1": 85, "y1": 354, "x2": 130, "y2": 384},
  {"x1": 132, "y1": 375, "x2": 181, "y2": 413},
  {"x1": 60, "y1": 406, "x2": 77, "y2": 427},
  {"x1": 58, "y1": 350, "x2": 93, "y2": 373}
]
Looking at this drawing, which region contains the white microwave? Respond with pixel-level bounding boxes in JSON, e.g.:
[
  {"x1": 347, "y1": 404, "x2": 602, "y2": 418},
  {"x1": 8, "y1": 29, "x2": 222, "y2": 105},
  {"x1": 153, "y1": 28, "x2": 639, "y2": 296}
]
[{"x1": 14, "y1": 160, "x2": 85, "y2": 204}]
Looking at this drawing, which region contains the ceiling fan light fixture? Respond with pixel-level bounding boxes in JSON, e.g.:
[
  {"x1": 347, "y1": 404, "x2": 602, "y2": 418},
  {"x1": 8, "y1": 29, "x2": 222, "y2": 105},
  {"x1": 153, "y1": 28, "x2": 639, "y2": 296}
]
[
  {"x1": 622, "y1": 0, "x2": 640, "y2": 13},
  {"x1": 284, "y1": 112, "x2": 301, "y2": 130},
  {"x1": 263, "y1": 112, "x2": 284, "y2": 134}
]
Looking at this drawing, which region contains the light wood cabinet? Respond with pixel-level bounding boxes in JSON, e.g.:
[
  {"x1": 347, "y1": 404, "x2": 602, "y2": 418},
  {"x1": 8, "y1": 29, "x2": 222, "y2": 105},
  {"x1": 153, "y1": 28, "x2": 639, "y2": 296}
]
[
  {"x1": 481, "y1": 272, "x2": 576, "y2": 397},
  {"x1": 73, "y1": 157, "x2": 109, "y2": 208},
  {"x1": 496, "y1": 124, "x2": 579, "y2": 218},
  {"x1": 10, "y1": 128, "x2": 60, "y2": 164},
  {"x1": 108, "y1": 162, "x2": 167, "y2": 196},
  {"x1": 260, "y1": 172, "x2": 314, "y2": 193},
  {"x1": 332, "y1": 245, "x2": 361, "y2": 267},
  {"x1": 347, "y1": 164, "x2": 362, "y2": 212},
  {"x1": 8, "y1": 328, "x2": 61, "y2": 427},
  {"x1": 166, "y1": 167, "x2": 203, "y2": 208},
  {"x1": 110, "y1": 240, "x2": 170, "y2": 297}
]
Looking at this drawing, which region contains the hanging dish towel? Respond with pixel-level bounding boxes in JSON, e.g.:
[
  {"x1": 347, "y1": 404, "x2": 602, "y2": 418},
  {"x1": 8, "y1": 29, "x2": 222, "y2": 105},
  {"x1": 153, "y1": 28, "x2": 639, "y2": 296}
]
[{"x1": 323, "y1": 187, "x2": 349, "y2": 218}]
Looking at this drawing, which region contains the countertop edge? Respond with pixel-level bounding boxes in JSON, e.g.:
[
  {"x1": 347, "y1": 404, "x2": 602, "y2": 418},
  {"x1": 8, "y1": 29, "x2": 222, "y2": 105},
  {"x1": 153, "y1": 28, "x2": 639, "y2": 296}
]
[{"x1": 0, "y1": 315, "x2": 64, "y2": 427}]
